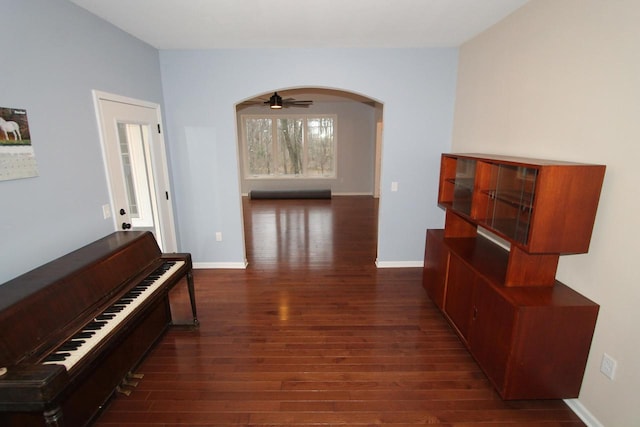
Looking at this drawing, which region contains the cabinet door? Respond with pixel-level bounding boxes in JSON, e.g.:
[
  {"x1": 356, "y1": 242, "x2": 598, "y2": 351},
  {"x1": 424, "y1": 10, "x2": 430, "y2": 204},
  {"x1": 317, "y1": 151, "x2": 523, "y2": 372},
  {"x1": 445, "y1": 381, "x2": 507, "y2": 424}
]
[
  {"x1": 444, "y1": 255, "x2": 475, "y2": 340},
  {"x1": 467, "y1": 278, "x2": 516, "y2": 392},
  {"x1": 438, "y1": 155, "x2": 477, "y2": 217},
  {"x1": 479, "y1": 163, "x2": 537, "y2": 245},
  {"x1": 423, "y1": 230, "x2": 448, "y2": 310},
  {"x1": 452, "y1": 158, "x2": 476, "y2": 215}
]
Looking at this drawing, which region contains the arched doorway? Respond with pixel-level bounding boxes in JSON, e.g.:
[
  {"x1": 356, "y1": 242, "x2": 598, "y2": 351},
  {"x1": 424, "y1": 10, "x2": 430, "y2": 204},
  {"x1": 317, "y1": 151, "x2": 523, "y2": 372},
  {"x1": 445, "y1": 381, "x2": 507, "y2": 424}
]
[{"x1": 235, "y1": 87, "x2": 384, "y2": 266}]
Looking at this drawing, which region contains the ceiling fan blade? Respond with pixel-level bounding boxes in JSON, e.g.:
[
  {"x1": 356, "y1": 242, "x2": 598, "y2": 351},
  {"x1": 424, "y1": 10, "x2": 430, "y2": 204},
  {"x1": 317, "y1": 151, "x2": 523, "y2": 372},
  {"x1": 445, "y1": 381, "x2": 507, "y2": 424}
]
[
  {"x1": 285, "y1": 100, "x2": 313, "y2": 105},
  {"x1": 239, "y1": 100, "x2": 263, "y2": 106},
  {"x1": 241, "y1": 95, "x2": 315, "y2": 108}
]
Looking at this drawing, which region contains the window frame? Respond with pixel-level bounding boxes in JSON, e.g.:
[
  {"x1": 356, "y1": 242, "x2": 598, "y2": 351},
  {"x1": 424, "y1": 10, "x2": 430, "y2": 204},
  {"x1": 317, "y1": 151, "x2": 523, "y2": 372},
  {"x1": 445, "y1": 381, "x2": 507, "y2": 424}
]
[{"x1": 241, "y1": 113, "x2": 337, "y2": 180}]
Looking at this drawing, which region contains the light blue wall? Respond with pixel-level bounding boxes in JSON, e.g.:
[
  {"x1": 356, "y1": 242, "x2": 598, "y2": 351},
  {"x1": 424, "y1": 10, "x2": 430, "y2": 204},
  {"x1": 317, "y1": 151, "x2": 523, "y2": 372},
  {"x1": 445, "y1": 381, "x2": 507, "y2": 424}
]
[
  {"x1": 0, "y1": 2, "x2": 459, "y2": 281},
  {"x1": 159, "y1": 49, "x2": 458, "y2": 266},
  {"x1": 0, "y1": 0, "x2": 164, "y2": 283}
]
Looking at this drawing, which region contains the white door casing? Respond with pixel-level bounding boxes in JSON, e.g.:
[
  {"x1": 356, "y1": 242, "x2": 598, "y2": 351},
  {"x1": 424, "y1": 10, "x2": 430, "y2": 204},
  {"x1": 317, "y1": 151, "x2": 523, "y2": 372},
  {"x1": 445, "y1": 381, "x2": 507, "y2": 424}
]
[{"x1": 93, "y1": 90, "x2": 177, "y2": 252}]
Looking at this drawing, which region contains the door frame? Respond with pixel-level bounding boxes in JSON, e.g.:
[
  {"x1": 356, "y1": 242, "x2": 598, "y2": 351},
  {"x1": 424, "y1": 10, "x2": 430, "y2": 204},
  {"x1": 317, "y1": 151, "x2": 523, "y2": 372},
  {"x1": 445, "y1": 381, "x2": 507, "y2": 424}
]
[{"x1": 92, "y1": 90, "x2": 178, "y2": 252}]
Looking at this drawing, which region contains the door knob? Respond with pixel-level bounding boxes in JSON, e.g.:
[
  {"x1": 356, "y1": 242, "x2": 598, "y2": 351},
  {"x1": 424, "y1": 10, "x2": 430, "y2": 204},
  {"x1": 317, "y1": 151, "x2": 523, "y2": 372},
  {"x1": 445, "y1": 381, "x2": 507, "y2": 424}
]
[{"x1": 121, "y1": 222, "x2": 132, "y2": 230}]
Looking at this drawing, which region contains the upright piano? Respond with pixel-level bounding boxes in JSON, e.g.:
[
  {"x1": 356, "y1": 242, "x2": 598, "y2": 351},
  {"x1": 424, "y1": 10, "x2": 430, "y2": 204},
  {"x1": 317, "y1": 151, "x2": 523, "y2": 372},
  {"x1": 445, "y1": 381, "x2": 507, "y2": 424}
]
[{"x1": 0, "y1": 231, "x2": 198, "y2": 426}]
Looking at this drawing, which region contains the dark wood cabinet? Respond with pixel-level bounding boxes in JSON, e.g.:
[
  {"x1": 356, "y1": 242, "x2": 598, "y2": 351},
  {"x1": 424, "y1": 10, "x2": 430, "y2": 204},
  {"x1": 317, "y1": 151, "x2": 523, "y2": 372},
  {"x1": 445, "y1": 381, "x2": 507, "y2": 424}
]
[{"x1": 423, "y1": 153, "x2": 604, "y2": 400}]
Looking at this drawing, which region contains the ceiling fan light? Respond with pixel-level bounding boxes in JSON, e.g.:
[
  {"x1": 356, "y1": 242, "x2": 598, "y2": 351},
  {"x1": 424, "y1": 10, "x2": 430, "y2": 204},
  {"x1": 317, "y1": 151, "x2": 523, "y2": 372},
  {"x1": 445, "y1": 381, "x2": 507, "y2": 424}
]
[{"x1": 269, "y1": 92, "x2": 283, "y2": 109}]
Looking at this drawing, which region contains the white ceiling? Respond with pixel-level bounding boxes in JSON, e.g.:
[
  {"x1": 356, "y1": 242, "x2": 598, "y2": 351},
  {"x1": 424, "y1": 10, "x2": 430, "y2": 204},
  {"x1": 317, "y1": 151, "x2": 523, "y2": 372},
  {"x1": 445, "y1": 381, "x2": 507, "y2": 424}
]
[{"x1": 67, "y1": 0, "x2": 529, "y2": 50}]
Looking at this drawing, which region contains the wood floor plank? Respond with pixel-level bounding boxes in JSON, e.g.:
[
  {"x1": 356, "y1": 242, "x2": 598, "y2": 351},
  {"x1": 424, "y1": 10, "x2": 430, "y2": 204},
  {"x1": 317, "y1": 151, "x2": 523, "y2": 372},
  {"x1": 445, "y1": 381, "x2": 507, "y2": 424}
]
[{"x1": 93, "y1": 196, "x2": 584, "y2": 426}]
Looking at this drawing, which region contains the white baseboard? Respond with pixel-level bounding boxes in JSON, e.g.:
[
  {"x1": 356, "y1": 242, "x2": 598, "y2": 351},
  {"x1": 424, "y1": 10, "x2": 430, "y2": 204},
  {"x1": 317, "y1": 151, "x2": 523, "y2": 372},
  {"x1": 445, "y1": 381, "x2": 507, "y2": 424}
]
[
  {"x1": 193, "y1": 260, "x2": 425, "y2": 269},
  {"x1": 241, "y1": 192, "x2": 374, "y2": 197},
  {"x1": 332, "y1": 192, "x2": 373, "y2": 196},
  {"x1": 193, "y1": 261, "x2": 247, "y2": 269},
  {"x1": 564, "y1": 399, "x2": 604, "y2": 427},
  {"x1": 375, "y1": 260, "x2": 424, "y2": 268}
]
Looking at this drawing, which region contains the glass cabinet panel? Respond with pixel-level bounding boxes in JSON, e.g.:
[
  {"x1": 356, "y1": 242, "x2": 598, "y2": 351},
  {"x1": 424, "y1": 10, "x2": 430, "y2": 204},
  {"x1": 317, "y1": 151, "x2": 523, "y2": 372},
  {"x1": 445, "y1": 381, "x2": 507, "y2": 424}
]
[
  {"x1": 481, "y1": 164, "x2": 537, "y2": 244},
  {"x1": 451, "y1": 158, "x2": 476, "y2": 216}
]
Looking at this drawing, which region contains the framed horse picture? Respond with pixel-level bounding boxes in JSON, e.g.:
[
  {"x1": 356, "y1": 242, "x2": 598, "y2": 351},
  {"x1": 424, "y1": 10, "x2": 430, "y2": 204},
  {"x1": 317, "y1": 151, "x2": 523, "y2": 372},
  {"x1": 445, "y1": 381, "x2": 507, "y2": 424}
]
[{"x1": 0, "y1": 106, "x2": 38, "y2": 181}]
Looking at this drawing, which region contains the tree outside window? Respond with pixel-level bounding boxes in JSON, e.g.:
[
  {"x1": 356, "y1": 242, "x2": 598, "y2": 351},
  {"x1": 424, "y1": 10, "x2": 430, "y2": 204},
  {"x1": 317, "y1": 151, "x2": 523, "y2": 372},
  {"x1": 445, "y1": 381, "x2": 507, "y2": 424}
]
[
  {"x1": 244, "y1": 118, "x2": 273, "y2": 175},
  {"x1": 306, "y1": 117, "x2": 335, "y2": 177}
]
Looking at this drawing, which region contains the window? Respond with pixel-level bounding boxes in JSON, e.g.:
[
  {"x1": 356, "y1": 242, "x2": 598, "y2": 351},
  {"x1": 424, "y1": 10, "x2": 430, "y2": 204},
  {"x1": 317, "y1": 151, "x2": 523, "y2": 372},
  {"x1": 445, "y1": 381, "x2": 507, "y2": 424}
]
[
  {"x1": 117, "y1": 122, "x2": 156, "y2": 227},
  {"x1": 243, "y1": 114, "x2": 336, "y2": 178}
]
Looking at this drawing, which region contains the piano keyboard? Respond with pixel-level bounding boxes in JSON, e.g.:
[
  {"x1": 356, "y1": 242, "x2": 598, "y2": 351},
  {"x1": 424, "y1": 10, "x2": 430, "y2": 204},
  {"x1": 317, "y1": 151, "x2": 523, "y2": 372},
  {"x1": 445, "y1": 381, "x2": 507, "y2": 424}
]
[{"x1": 43, "y1": 260, "x2": 184, "y2": 371}]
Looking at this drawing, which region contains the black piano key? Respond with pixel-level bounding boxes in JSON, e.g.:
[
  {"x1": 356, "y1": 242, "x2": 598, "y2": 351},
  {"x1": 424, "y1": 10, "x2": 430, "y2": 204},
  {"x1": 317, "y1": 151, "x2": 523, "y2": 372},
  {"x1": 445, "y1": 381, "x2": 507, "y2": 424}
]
[
  {"x1": 83, "y1": 321, "x2": 107, "y2": 330},
  {"x1": 73, "y1": 331, "x2": 95, "y2": 339},
  {"x1": 96, "y1": 314, "x2": 115, "y2": 321},
  {"x1": 58, "y1": 341, "x2": 84, "y2": 351},
  {"x1": 45, "y1": 352, "x2": 71, "y2": 362}
]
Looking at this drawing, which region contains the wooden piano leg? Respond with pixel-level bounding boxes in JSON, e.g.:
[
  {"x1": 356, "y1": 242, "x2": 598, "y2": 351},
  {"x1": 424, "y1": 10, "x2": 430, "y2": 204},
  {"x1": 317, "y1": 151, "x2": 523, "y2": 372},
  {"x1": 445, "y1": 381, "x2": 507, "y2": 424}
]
[
  {"x1": 187, "y1": 270, "x2": 199, "y2": 327},
  {"x1": 43, "y1": 406, "x2": 64, "y2": 426}
]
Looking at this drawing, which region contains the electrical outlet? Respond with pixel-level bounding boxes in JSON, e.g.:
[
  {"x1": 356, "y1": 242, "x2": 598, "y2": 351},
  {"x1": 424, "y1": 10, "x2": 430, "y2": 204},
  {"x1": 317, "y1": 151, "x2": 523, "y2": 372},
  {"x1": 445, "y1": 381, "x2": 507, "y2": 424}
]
[
  {"x1": 600, "y1": 353, "x2": 617, "y2": 380},
  {"x1": 215, "y1": 232, "x2": 222, "y2": 242}
]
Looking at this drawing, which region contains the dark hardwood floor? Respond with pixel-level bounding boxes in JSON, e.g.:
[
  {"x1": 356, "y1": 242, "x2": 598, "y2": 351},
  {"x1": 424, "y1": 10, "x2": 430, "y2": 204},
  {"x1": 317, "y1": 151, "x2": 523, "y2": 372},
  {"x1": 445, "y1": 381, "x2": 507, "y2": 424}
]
[{"x1": 94, "y1": 196, "x2": 585, "y2": 426}]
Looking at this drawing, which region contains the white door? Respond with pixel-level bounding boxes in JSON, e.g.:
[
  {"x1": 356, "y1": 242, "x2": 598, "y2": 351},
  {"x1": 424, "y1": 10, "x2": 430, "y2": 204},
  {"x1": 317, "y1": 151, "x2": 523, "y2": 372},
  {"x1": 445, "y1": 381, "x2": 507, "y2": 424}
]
[{"x1": 93, "y1": 91, "x2": 177, "y2": 252}]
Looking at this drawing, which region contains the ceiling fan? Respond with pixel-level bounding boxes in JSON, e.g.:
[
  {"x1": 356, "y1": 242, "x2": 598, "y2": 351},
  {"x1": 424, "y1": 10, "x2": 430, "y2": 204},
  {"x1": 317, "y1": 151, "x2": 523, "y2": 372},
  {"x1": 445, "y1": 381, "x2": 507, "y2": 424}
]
[{"x1": 241, "y1": 92, "x2": 314, "y2": 109}]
